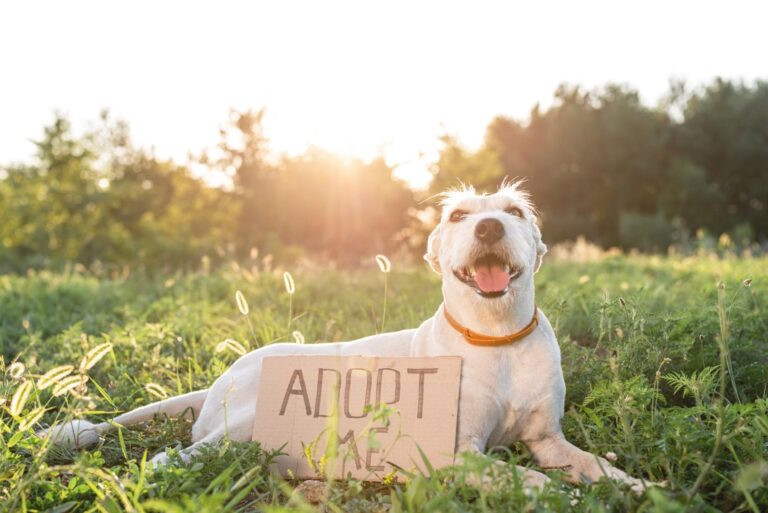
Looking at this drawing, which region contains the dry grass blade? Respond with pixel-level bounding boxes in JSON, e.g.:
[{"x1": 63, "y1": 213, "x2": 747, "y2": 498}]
[
  {"x1": 53, "y1": 375, "x2": 89, "y2": 397},
  {"x1": 235, "y1": 290, "x2": 250, "y2": 315},
  {"x1": 283, "y1": 272, "x2": 295, "y2": 295},
  {"x1": 80, "y1": 343, "x2": 113, "y2": 372},
  {"x1": 18, "y1": 407, "x2": 46, "y2": 431},
  {"x1": 37, "y1": 365, "x2": 75, "y2": 390},
  {"x1": 10, "y1": 380, "x2": 34, "y2": 416},
  {"x1": 215, "y1": 338, "x2": 247, "y2": 356},
  {"x1": 145, "y1": 383, "x2": 169, "y2": 399},
  {"x1": 375, "y1": 254, "x2": 391, "y2": 273}
]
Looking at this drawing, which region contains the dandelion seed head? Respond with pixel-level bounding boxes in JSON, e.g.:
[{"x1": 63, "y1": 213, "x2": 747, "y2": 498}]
[{"x1": 8, "y1": 362, "x2": 26, "y2": 379}]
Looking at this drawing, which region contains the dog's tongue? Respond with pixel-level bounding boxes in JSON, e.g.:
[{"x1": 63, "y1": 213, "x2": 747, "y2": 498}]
[{"x1": 474, "y1": 264, "x2": 510, "y2": 293}]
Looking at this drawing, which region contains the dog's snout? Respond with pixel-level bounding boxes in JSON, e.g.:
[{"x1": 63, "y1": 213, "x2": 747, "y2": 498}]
[{"x1": 475, "y1": 218, "x2": 505, "y2": 244}]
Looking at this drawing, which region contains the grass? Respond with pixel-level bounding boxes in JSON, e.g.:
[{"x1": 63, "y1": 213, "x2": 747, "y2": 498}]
[{"x1": 1, "y1": 254, "x2": 767, "y2": 512}]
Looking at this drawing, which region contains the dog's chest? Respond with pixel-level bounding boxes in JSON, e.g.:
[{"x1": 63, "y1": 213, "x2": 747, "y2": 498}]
[
  {"x1": 483, "y1": 340, "x2": 563, "y2": 443},
  {"x1": 502, "y1": 343, "x2": 558, "y2": 403}
]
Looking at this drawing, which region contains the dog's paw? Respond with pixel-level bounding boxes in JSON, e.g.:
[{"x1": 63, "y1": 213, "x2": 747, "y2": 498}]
[
  {"x1": 148, "y1": 451, "x2": 171, "y2": 468},
  {"x1": 521, "y1": 469, "x2": 551, "y2": 490},
  {"x1": 37, "y1": 420, "x2": 102, "y2": 449}
]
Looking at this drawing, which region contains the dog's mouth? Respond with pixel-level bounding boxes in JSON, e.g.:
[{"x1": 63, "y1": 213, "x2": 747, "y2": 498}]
[{"x1": 452, "y1": 253, "x2": 522, "y2": 298}]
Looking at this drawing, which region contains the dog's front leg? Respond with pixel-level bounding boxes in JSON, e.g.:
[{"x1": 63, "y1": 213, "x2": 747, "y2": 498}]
[
  {"x1": 454, "y1": 397, "x2": 550, "y2": 490},
  {"x1": 525, "y1": 434, "x2": 647, "y2": 493}
]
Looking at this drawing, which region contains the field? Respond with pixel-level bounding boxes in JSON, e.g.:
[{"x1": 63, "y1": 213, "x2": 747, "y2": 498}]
[{"x1": 1, "y1": 254, "x2": 767, "y2": 512}]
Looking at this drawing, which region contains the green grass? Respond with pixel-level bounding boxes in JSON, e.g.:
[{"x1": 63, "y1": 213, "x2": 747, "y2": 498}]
[{"x1": 1, "y1": 255, "x2": 767, "y2": 512}]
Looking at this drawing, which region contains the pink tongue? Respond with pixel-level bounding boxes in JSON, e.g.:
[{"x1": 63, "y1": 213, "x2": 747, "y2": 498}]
[{"x1": 474, "y1": 264, "x2": 510, "y2": 293}]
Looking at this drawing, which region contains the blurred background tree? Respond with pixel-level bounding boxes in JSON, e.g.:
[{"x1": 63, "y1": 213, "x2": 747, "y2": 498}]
[
  {"x1": 432, "y1": 79, "x2": 768, "y2": 252},
  {"x1": 1, "y1": 78, "x2": 767, "y2": 271}
]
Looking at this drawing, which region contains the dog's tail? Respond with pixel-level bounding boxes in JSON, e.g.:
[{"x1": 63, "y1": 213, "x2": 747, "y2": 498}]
[{"x1": 39, "y1": 389, "x2": 209, "y2": 449}]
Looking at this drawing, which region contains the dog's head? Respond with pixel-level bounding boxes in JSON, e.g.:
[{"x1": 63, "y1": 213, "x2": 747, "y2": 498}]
[{"x1": 424, "y1": 183, "x2": 547, "y2": 302}]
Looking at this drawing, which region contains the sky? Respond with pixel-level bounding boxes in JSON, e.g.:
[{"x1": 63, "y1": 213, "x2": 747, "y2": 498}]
[{"x1": 1, "y1": 0, "x2": 766, "y2": 188}]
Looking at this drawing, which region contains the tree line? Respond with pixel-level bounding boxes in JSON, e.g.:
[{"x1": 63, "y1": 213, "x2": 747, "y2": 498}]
[
  {"x1": 433, "y1": 79, "x2": 768, "y2": 250},
  {"x1": 1, "y1": 78, "x2": 766, "y2": 271}
]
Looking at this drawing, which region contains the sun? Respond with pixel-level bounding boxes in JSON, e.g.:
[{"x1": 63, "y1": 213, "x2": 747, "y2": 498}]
[{"x1": 261, "y1": 99, "x2": 435, "y2": 190}]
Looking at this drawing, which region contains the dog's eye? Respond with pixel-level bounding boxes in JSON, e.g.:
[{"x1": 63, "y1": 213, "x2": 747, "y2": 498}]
[
  {"x1": 449, "y1": 210, "x2": 468, "y2": 222},
  {"x1": 505, "y1": 206, "x2": 524, "y2": 218}
]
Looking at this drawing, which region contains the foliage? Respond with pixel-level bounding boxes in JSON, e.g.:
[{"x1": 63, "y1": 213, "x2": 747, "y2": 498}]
[
  {"x1": 0, "y1": 111, "x2": 416, "y2": 272},
  {"x1": 3, "y1": 78, "x2": 768, "y2": 272},
  {"x1": 1, "y1": 254, "x2": 767, "y2": 511},
  {"x1": 434, "y1": 79, "x2": 768, "y2": 251}
]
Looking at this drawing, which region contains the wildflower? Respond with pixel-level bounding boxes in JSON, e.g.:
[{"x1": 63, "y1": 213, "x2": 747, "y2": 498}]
[
  {"x1": 215, "y1": 338, "x2": 247, "y2": 356},
  {"x1": 605, "y1": 451, "x2": 618, "y2": 462},
  {"x1": 22, "y1": 319, "x2": 30, "y2": 331},
  {"x1": 37, "y1": 365, "x2": 75, "y2": 389},
  {"x1": 292, "y1": 331, "x2": 305, "y2": 344},
  {"x1": 235, "y1": 290, "x2": 250, "y2": 315},
  {"x1": 375, "y1": 254, "x2": 391, "y2": 273},
  {"x1": 283, "y1": 272, "x2": 295, "y2": 295},
  {"x1": 578, "y1": 275, "x2": 590, "y2": 284},
  {"x1": 743, "y1": 278, "x2": 752, "y2": 287},
  {"x1": 382, "y1": 471, "x2": 398, "y2": 485}
]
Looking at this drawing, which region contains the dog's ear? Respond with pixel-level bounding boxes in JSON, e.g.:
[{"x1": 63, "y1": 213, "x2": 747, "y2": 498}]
[
  {"x1": 532, "y1": 218, "x2": 547, "y2": 273},
  {"x1": 424, "y1": 224, "x2": 442, "y2": 274}
]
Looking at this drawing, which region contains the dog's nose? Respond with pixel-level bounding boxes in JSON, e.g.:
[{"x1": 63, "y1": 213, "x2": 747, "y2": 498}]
[{"x1": 475, "y1": 218, "x2": 505, "y2": 243}]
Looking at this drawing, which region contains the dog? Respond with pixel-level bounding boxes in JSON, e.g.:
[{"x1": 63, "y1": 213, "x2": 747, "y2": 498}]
[{"x1": 43, "y1": 183, "x2": 647, "y2": 492}]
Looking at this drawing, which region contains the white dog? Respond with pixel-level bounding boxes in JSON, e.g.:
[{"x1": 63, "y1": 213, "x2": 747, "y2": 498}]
[{"x1": 44, "y1": 183, "x2": 646, "y2": 492}]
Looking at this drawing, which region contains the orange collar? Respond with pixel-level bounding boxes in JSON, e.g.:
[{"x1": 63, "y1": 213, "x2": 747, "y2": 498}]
[{"x1": 443, "y1": 305, "x2": 539, "y2": 346}]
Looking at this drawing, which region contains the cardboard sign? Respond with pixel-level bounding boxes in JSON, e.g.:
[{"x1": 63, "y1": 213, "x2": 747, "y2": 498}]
[{"x1": 252, "y1": 355, "x2": 462, "y2": 481}]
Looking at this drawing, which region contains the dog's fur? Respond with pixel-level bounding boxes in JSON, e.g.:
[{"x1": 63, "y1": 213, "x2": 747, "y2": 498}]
[{"x1": 42, "y1": 184, "x2": 646, "y2": 491}]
